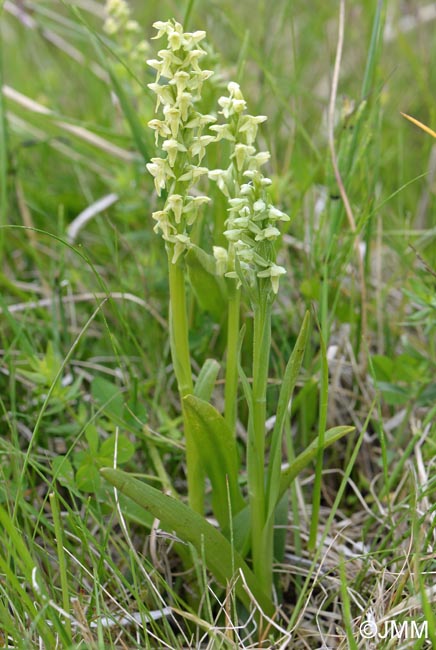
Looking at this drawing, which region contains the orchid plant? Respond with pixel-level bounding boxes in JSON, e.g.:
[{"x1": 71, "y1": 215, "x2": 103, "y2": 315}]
[{"x1": 102, "y1": 17, "x2": 353, "y2": 622}]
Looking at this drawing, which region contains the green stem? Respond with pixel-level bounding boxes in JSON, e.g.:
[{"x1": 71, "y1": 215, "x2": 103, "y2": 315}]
[
  {"x1": 224, "y1": 280, "x2": 240, "y2": 434},
  {"x1": 248, "y1": 291, "x2": 272, "y2": 595},
  {"x1": 167, "y1": 252, "x2": 204, "y2": 512}
]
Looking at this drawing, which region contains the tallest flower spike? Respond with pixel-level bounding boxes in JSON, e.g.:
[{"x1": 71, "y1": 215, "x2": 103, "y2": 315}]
[{"x1": 146, "y1": 20, "x2": 216, "y2": 263}]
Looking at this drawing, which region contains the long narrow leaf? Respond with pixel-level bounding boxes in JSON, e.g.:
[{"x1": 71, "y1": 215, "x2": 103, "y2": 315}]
[
  {"x1": 232, "y1": 425, "x2": 354, "y2": 554},
  {"x1": 308, "y1": 322, "x2": 328, "y2": 550},
  {"x1": 100, "y1": 468, "x2": 274, "y2": 615},
  {"x1": 279, "y1": 425, "x2": 354, "y2": 497},
  {"x1": 266, "y1": 311, "x2": 310, "y2": 519},
  {"x1": 106, "y1": 64, "x2": 151, "y2": 162}
]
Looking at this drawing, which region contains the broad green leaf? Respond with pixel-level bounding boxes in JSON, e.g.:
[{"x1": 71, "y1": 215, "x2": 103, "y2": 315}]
[
  {"x1": 76, "y1": 463, "x2": 100, "y2": 492},
  {"x1": 183, "y1": 395, "x2": 245, "y2": 528},
  {"x1": 375, "y1": 381, "x2": 410, "y2": 406},
  {"x1": 266, "y1": 311, "x2": 310, "y2": 520},
  {"x1": 99, "y1": 433, "x2": 135, "y2": 464},
  {"x1": 233, "y1": 425, "x2": 355, "y2": 554},
  {"x1": 100, "y1": 468, "x2": 274, "y2": 616},
  {"x1": 371, "y1": 355, "x2": 394, "y2": 381},
  {"x1": 418, "y1": 382, "x2": 436, "y2": 406},
  {"x1": 52, "y1": 456, "x2": 75, "y2": 488},
  {"x1": 194, "y1": 358, "x2": 220, "y2": 402},
  {"x1": 85, "y1": 424, "x2": 99, "y2": 454},
  {"x1": 185, "y1": 244, "x2": 227, "y2": 321},
  {"x1": 92, "y1": 376, "x2": 124, "y2": 419}
]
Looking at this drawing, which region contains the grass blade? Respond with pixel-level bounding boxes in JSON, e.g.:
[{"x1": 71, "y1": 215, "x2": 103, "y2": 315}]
[
  {"x1": 266, "y1": 310, "x2": 310, "y2": 520},
  {"x1": 308, "y1": 322, "x2": 328, "y2": 551}
]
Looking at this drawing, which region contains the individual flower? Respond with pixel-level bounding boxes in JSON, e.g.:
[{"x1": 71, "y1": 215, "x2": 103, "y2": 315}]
[
  {"x1": 256, "y1": 263, "x2": 286, "y2": 294},
  {"x1": 213, "y1": 246, "x2": 228, "y2": 275}
]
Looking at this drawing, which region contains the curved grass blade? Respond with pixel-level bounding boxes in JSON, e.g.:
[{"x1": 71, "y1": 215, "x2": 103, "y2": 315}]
[
  {"x1": 265, "y1": 310, "x2": 310, "y2": 520},
  {"x1": 232, "y1": 425, "x2": 355, "y2": 554},
  {"x1": 401, "y1": 112, "x2": 436, "y2": 139}
]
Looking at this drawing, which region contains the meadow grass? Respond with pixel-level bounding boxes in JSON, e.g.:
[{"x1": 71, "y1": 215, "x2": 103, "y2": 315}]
[{"x1": 1, "y1": 0, "x2": 435, "y2": 647}]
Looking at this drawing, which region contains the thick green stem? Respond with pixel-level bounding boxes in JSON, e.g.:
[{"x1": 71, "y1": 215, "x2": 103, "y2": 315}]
[
  {"x1": 167, "y1": 253, "x2": 204, "y2": 513},
  {"x1": 224, "y1": 281, "x2": 240, "y2": 434},
  {"x1": 248, "y1": 292, "x2": 272, "y2": 595}
]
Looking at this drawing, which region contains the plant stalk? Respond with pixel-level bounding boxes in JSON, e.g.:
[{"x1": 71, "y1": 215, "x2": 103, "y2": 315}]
[
  {"x1": 224, "y1": 280, "x2": 240, "y2": 434},
  {"x1": 167, "y1": 251, "x2": 204, "y2": 513},
  {"x1": 248, "y1": 291, "x2": 272, "y2": 595}
]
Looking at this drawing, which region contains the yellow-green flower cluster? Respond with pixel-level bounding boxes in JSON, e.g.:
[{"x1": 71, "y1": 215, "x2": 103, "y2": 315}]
[
  {"x1": 210, "y1": 83, "x2": 289, "y2": 294},
  {"x1": 146, "y1": 20, "x2": 216, "y2": 263},
  {"x1": 104, "y1": 0, "x2": 150, "y2": 65}
]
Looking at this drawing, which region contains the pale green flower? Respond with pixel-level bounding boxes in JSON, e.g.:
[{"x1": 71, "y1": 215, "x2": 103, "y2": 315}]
[
  {"x1": 104, "y1": 17, "x2": 118, "y2": 35},
  {"x1": 178, "y1": 92, "x2": 193, "y2": 121},
  {"x1": 169, "y1": 70, "x2": 191, "y2": 96},
  {"x1": 172, "y1": 234, "x2": 191, "y2": 263},
  {"x1": 255, "y1": 225, "x2": 281, "y2": 241},
  {"x1": 147, "y1": 118, "x2": 171, "y2": 145},
  {"x1": 208, "y1": 168, "x2": 232, "y2": 197},
  {"x1": 183, "y1": 196, "x2": 211, "y2": 225},
  {"x1": 256, "y1": 263, "x2": 286, "y2": 294},
  {"x1": 157, "y1": 49, "x2": 182, "y2": 78},
  {"x1": 253, "y1": 199, "x2": 266, "y2": 213},
  {"x1": 238, "y1": 115, "x2": 268, "y2": 145},
  {"x1": 162, "y1": 105, "x2": 181, "y2": 138},
  {"x1": 268, "y1": 206, "x2": 290, "y2": 221},
  {"x1": 234, "y1": 144, "x2": 256, "y2": 171},
  {"x1": 183, "y1": 30, "x2": 207, "y2": 49},
  {"x1": 166, "y1": 194, "x2": 184, "y2": 223},
  {"x1": 147, "y1": 83, "x2": 174, "y2": 109},
  {"x1": 146, "y1": 157, "x2": 175, "y2": 195},
  {"x1": 209, "y1": 123, "x2": 235, "y2": 141},
  {"x1": 190, "y1": 135, "x2": 215, "y2": 162},
  {"x1": 162, "y1": 139, "x2": 187, "y2": 167},
  {"x1": 213, "y1": 246, "x2": 228, "y2": 275},
  {"x1": 185, "y1": 113, "x2": 216, "y2": 129},
  {"x1": 178, "y1": 165, "x2": 209, "y2": 182},
  {"x1": 152, "y1": 209, "x2": 176, "y2": 238},
  {"x1": 223, "y1": 228, "x2": 243, "y2": 241},
  {"x1": 249, "y1": 151, "x2": 271, "y2": 169}
]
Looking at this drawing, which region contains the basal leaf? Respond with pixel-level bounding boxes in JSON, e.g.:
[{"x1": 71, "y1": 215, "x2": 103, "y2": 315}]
[
  {"x1": 183, "y1": 395, "x2": 245, "y2": 529},
  {"x1": 100, "y1": 468, "x2": 274, "y2": 616}
]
